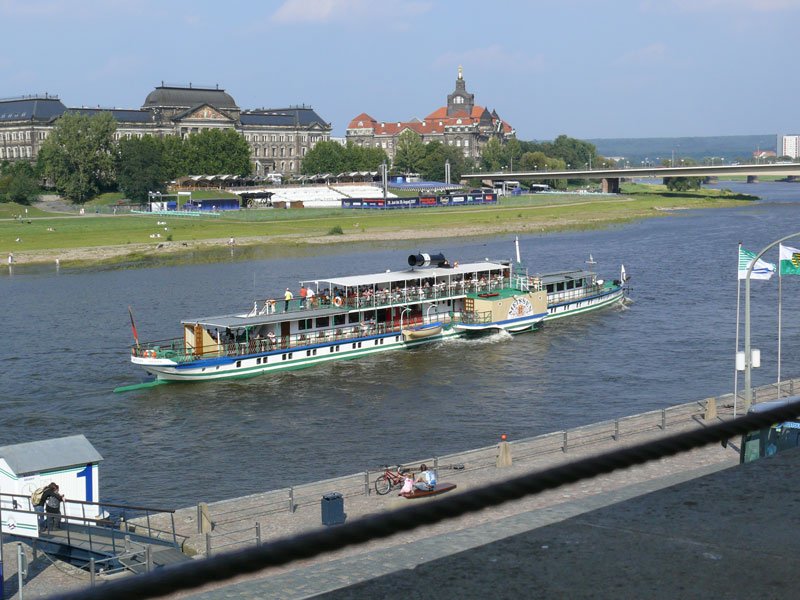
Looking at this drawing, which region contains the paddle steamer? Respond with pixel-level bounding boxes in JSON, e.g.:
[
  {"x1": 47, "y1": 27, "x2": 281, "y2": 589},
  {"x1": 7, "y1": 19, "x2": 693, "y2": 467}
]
[{"x1": 125, "y1": 246, "x2": 627, "y2": 386}]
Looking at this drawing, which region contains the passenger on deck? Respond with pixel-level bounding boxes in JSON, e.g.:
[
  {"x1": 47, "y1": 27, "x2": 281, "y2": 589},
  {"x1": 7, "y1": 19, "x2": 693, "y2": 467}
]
[
  {"x1": 284, "y1": 288, "x2": 293, "y2": 311},
  {"x1": 267, "y1": 331, "x2": 277, "y2": 347}
]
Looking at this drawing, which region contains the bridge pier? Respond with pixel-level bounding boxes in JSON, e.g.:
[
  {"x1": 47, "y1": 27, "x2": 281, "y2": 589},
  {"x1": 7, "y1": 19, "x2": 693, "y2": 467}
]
[
  {"x1": 746, "y1": 175, "x2": 759, "y2": 183},
  {"x1": 786, "y1": 176, "x2": 797, "y2": 182},
  {"x1": 601, "y1": 177, "x2": 620, "y2": 194}
]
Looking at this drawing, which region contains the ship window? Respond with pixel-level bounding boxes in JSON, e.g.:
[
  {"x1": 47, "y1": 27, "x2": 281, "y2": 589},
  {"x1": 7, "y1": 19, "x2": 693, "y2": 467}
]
[
  {"x1": 316, "y1": 317, "x2": 330, "y2": 327},
  {"x1": 256, "y1": 358, "x2": 261, "y2": 364},
  {"x1": 336, "y1": 345, "x2": 340, "y2": 351},
  {"x1": 334, "y1": 314, "x2": 346, "y2": 325},
  {"x1": 358, "y1": 342, "x2": 362, "y2": 348},
  {"x1": 349, "y1": 312, "x2": 361, "y2": 323},
  {"x1": 329, "y1": 347, "x2": 335, "y2": 353},
  {"x1": 288, "y1": 353, "x2": 293, "y2": 359},
  {"x1": 298, "y1": 318, "x2": 312, "y2": 330},
  {"x1": 546, "y1": 284, "x2": 554, "y2": 293},
  {"x1": 380, "y1": 338, "x2": 384, "y2": 345},
  {"x1": 352, "y1": 343, "x2": 357, "y2": 349},
  {"x1": 395, "y1": 336, "x2": 400, "y2": 342},
  {"x1": 282, "y1": 354, "x2": 287, "y2": 361},
  {"x1": 306, "y1": 350, "x2": 312, "y2": 357},
  {"x1": 575, "y1": 279, "x2": 583, "y2": 288},
  {"x1": 566, "y1": 280, "x2": 574, "y2": 290},
  {"x1": 374, "y1": 340, "x2": 379, "y2": 346},
  {"x1": 236, "y1": 360, "x2": 241, "y2": 368},
  {"x1": 556, "y1": 282, "x2": 565, "y2": 292}
]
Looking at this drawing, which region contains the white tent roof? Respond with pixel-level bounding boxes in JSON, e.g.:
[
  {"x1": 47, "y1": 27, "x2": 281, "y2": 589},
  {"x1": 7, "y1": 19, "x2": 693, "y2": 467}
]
[{"x1": 311, "y1": 260, "x2": 508, "y2": 289}]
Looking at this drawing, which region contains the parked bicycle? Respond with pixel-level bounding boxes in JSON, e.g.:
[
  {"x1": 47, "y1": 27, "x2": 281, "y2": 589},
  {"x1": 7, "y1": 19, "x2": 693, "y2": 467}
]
[{"x1": 374, "y1": 465, "x2": 410, "y2": 495}]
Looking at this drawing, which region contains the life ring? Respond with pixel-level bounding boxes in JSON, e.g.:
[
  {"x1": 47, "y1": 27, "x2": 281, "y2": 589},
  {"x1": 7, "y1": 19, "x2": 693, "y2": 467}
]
[{"x1": 333, "y1": 296, "x2": 343, "y2": 307}]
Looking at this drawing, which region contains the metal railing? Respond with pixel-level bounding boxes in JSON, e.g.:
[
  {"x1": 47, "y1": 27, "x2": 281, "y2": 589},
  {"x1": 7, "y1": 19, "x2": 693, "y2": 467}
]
[{"x1": 188, "y1": 378, "x2": 800, "y2": 555}]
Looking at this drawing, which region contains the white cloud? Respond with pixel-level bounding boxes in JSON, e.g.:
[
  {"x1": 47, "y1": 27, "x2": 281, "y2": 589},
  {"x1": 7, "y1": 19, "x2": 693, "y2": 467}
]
[
  {"x1": 433, "y1": 46, "x2": 545, "y2": 73},
  {"x1": 272, "y1": 0, "x2": 431, "y2": 24}
]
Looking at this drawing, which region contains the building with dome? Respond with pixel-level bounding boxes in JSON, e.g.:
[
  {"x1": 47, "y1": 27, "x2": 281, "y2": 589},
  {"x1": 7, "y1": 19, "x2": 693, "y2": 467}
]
[
  {"x1": 0, "y1": 84, "x2": 331, "y2": 176},
  {"x1": 345, "y1": 68, "x2": 514, "y2": 164}
]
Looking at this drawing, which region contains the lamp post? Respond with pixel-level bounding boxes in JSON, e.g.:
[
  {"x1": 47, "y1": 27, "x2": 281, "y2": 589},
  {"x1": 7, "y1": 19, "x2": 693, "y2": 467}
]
[{"x1": 744, "y1": 232, "x2": 800, "y2": 411}]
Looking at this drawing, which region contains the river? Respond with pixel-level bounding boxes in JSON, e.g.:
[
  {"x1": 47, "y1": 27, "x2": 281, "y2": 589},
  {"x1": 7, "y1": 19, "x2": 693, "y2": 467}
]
[{"x1": 2, "y1": 181, "x2": 799, "y2": 507}]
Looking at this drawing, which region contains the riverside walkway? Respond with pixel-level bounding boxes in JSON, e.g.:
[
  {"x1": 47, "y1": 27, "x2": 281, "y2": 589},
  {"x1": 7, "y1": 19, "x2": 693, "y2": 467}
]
[{"x1": 3, "y1": 380, "x2": 795, "y2": 599}]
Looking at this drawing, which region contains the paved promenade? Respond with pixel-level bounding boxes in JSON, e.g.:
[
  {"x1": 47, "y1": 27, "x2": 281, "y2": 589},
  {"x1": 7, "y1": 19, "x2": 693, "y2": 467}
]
[{"x1": 1, "y1": 412, "x2": 740, "y2": 599}]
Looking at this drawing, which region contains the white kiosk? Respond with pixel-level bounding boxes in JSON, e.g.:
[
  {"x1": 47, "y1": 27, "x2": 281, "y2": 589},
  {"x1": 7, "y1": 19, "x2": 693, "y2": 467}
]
[{"x1": 0, "y1": 434, "x2": 103, "y2": 539}]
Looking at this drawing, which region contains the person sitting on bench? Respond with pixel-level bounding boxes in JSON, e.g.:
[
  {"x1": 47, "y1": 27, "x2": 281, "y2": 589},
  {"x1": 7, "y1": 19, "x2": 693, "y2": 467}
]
[{"x1": 415, "y1": 464, "x2": 437, "y2": 491}]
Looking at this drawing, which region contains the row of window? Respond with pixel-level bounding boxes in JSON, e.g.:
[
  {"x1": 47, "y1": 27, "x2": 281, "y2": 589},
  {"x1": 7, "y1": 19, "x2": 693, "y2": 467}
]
[
  {"x1": 0, "y1": 146, "x2": 31, "y2": 158},
  {"x1": 225, "y1": 335, "x2": 402, "y2": 370},
  {"x1": 1, "y1": 130, "x2": 49, "y2": 141}
]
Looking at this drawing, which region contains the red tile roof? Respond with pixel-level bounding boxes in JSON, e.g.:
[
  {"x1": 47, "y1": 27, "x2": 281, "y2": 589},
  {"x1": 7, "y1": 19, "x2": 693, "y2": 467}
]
[{"x1": 347, "y1": 104, "x2": 510, "y2": 136}]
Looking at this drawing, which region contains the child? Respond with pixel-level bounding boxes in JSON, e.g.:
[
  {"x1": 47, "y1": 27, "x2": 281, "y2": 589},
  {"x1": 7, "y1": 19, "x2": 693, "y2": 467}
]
[{"x1": 400, "y1": 472, "x2": 414, "y2": 496}]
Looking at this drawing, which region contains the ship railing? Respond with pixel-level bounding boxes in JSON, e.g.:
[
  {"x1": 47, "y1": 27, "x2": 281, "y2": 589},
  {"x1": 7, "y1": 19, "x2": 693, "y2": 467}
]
[
  {"x1": 548, "y1": 283, "x2": 607, "y2": 305},
  {"x1": 457, "y1": 310, "x2": 493, "y2": 325},
  {"x1": 255, "y1": 278, "x2": 510, "y2": 316}
]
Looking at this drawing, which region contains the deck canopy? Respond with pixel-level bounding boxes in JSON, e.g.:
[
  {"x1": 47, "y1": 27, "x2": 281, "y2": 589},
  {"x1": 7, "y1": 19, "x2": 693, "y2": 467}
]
[
  {"x1": 183, "y1": 305, "x2": 341, "y2": 329},
  {"x1": 536, "y1": 269, "x2": 595, "y2": 285},
  {"x1": 311, "y1": 260, "x2": 509, "y2": 290}
]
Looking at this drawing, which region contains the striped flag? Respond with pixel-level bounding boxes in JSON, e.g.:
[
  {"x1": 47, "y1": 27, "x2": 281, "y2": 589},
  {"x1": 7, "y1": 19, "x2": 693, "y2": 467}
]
[{"x1": 738, "y1": 247, "x2": 775, "y2": 280}]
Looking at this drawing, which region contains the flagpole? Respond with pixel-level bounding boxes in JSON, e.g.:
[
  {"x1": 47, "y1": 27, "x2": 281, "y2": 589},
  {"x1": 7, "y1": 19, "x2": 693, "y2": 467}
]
[
  {"x1": 778, "y1": 264, "x2": 783, "y2": 396},
  {"x1": 734, "y1": 243, "x2": 742, "y2": 418},
  {"x1": 745, "y1": 232, "x2": 800, "y2": 412}
]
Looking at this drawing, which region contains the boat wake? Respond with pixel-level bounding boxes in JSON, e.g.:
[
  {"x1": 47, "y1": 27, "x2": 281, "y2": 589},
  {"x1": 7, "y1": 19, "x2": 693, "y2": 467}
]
[{"x1": 442, "y1": 329, "x2": 513, "y2": 347}]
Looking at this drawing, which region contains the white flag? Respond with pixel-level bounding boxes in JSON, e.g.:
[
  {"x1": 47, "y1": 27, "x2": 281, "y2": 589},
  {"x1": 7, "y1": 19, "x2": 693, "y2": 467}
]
[{"x1": 738, "y1": 247, "x2": 775, "y2": 280}]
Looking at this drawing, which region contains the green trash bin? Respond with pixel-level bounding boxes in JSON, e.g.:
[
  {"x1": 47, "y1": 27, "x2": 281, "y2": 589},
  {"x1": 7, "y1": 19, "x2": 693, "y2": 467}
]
[{"x1": 321, "y1": 492, "x2": 346, "y2": 526}]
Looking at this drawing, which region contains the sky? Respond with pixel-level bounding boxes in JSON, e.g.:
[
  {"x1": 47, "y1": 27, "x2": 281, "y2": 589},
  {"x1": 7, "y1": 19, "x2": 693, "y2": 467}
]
[{"x1": 1, "y1": 0, "x2": 799, "y2": 141}]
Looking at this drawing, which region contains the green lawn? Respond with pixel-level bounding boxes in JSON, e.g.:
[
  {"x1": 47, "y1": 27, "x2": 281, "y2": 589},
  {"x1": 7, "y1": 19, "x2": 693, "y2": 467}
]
[{"x1": 0, "y1": 186, "x2": 755, "y2": 256}]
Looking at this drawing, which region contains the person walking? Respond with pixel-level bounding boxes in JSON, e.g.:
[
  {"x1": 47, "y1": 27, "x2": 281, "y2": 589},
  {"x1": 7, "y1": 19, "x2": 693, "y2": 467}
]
[{"x1": 284, "y1": 288, "x2": 293, "y2": 312}]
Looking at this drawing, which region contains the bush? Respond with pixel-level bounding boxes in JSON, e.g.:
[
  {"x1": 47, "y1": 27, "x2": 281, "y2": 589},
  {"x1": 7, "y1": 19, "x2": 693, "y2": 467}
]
[{"x1": 327, "y1": 225, "x2": 344, "y2": 235}]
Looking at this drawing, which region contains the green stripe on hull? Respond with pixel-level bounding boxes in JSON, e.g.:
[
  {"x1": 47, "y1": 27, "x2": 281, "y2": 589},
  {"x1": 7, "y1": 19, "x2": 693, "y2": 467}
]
[
  {"x1": 145, "y1": 332, "x2": 453, "y2": 382},
  {"x1": 544, "y1": 290, "x2": 624, "y2": 321}
]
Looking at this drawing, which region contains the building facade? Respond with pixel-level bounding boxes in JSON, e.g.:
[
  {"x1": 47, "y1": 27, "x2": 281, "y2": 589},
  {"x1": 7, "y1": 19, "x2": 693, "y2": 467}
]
[
  {"x1": 781, "y1": 134, "x2": 800, "y2": 159},
  {"x1": 0, "y1": 85, "x2": 332, "y2": 176},
  {"x1": 345, "y1": 68, "x2": 514, "y2": 164}
]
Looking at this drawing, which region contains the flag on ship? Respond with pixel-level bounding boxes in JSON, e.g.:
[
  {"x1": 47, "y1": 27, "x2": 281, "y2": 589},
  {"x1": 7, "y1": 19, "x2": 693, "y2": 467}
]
[
  {"x1": 738, "y1": 247, "x2": 775, "y2": 280},
  {"x1": 779, "y1": 244, "x2": 800, "y2": 276}
]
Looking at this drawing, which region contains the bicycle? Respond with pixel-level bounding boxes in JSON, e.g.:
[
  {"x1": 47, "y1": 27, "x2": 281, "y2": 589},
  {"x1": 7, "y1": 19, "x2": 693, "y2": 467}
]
[{"x1": 374, "y1": 465, "x2": 410, "y2": 495}]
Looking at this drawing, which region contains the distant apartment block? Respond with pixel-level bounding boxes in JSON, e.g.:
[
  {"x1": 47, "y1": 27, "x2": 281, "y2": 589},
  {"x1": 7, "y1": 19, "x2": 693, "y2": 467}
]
[
  {"x1": 781, "y1": 134, "x2": 800, "y2": 159},
  {"x1": 0, "y1": 85, "x2": 332, "y2": 176}
]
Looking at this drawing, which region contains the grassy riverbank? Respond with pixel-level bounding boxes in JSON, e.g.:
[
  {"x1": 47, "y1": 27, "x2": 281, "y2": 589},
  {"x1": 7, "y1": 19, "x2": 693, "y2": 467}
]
[{"x1": 1, "y1": 184, "x2": 755, "y2": 267}]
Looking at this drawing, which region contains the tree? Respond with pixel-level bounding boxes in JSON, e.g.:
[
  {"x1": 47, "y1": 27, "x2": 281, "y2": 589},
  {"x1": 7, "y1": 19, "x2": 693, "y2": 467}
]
[
  {"x1": 38, "y1": 112, "x2": 117, "y2": 203},
  {"x1": 344, "y1": 143, "x2": 387, "y2": 172},
  {"x1": 479, "y1": 137, "x2": 506, "y2": 172},
  {"x1": 663, "y1": 177, "x2": 702, "y2": 191},
  {"x1": 117, "y1": 135, "x2": 166, "y2": 203},
  {"x1": 419, "y1": 142, "x2": 467, "y2": 182},
  {"x1": 393, "y1": 130, "x2": 426, "y2": 174},
  {"x1": 161, "y1": 135, "x2": 188, "y2": 180},
  {"x1": 183, "y1": 129, "x2": 251, "y2": 175},
  {"x1": 301, "y1": 140, "x2": 347, "y2": 174},
  {"x1": 0, "y1": 161, "x2": 40, "y2": 204}
]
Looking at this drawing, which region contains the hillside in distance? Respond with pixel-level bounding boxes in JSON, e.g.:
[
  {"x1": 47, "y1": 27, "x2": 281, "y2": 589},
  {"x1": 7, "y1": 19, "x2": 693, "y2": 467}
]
[{"x1": 586, "y1": 134, "x2": 778, "y2": 165}]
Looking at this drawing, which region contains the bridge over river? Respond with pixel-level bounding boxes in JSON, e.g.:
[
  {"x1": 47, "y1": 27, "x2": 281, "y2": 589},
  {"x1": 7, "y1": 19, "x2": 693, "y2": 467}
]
[{"x1": 463, "y1": 162, "x2": 800, "y2": 192}]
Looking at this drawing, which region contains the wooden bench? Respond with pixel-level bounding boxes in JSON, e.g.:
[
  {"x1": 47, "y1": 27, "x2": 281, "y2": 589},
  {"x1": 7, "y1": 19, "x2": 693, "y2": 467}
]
[{"x1": 401, "y1": 482, "x2": 457, "y2": 499}]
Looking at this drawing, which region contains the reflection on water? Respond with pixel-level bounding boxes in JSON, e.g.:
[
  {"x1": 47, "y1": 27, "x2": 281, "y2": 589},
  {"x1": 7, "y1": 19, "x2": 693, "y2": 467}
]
[{"x1": 1, "y1": 182, "x2": 799, "y2": 506}]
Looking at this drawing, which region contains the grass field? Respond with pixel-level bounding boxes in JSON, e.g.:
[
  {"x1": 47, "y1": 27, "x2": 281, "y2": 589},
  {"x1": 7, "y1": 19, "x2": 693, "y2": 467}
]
[{"x1": 0, "y1": 184, "x2": 756, "y2": 265}]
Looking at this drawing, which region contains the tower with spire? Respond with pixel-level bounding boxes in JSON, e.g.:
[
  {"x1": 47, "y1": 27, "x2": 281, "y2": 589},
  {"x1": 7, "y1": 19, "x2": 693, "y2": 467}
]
[{"x1": 446, "y1": 66, "x2": 475, "y2": 117}]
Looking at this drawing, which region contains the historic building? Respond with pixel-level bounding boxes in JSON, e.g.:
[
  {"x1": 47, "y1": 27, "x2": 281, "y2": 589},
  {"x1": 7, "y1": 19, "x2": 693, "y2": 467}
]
[
  {"x1": 0, "y1": 84, "x2": 331, "y2": 176},
  {"x1": 345, "y1": 68, "x2": 514, "y2": 164}
]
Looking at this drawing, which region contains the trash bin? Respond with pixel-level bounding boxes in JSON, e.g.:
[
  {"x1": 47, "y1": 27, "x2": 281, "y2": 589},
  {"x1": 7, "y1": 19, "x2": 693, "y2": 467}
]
[{"x1": 321, "y1": 492, "x2": 346, "y2": 526}]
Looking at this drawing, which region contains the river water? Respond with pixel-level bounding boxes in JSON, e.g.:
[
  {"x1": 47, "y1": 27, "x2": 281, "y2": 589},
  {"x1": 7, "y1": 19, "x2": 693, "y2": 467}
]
[{"x1": 2, "y1": 181, "x2": 799, "y2": 507}]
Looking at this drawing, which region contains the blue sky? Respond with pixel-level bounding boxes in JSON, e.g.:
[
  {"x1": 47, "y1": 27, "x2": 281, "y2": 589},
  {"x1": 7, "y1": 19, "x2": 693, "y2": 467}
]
[{"x1": 1, "y1": 0, "x2": 798, "y2": 140}]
